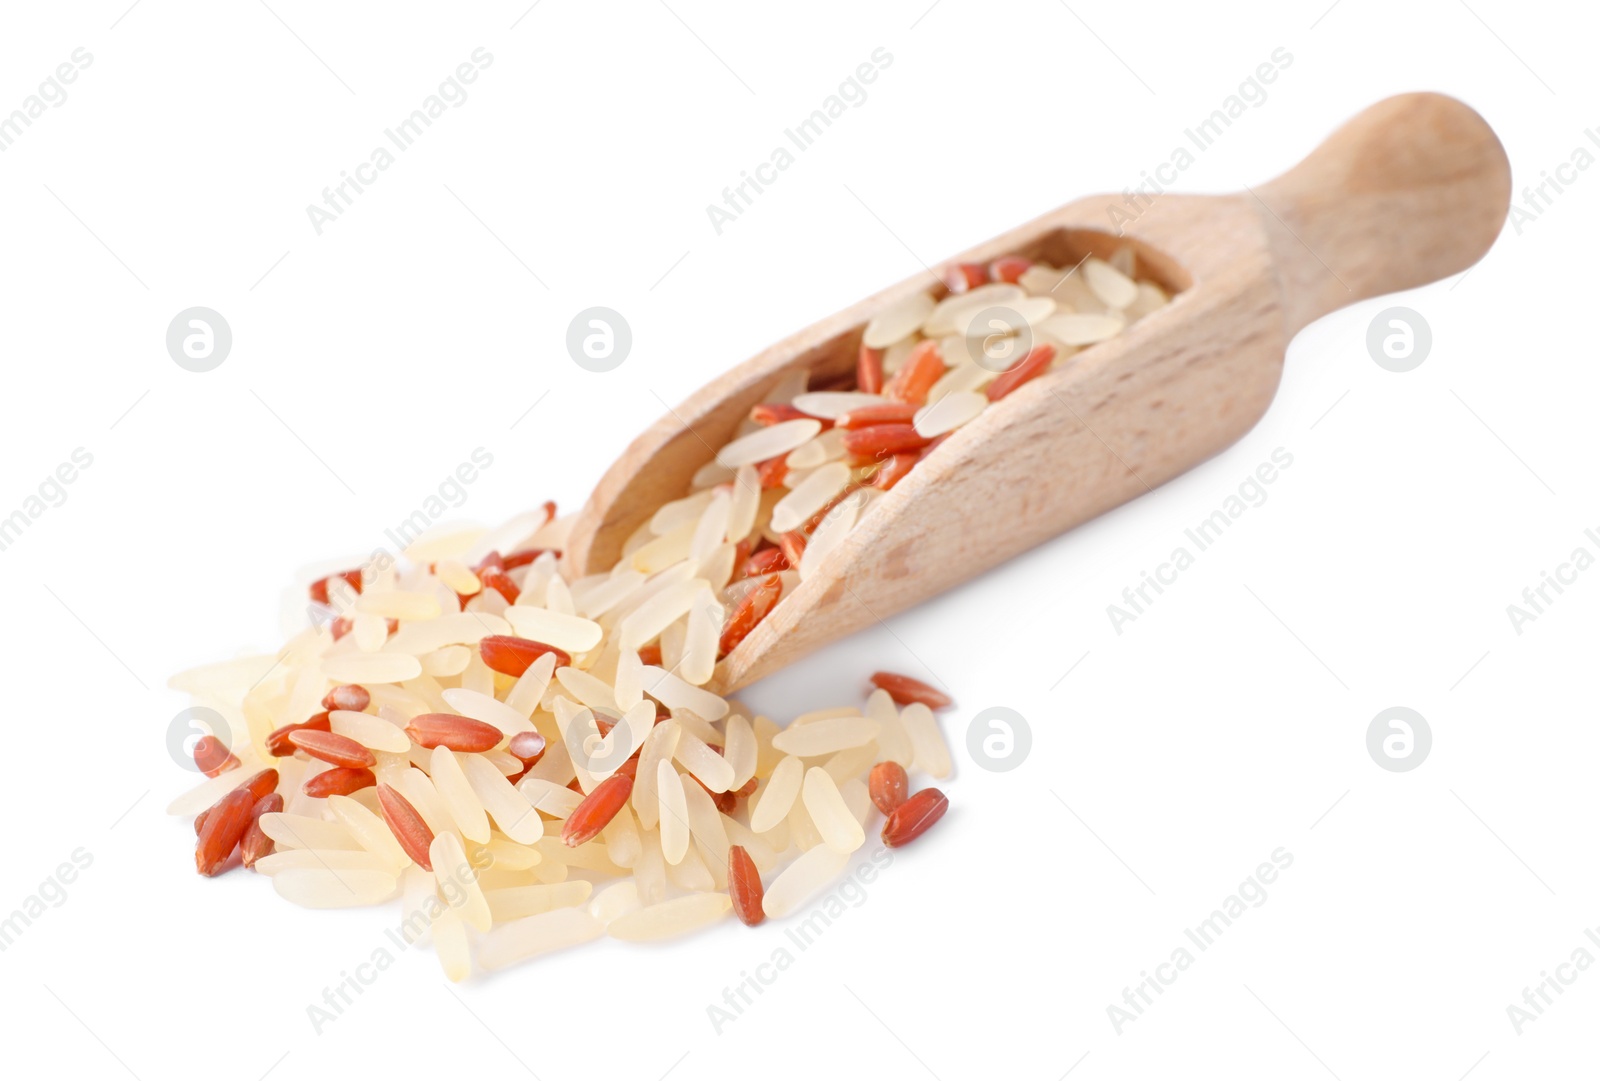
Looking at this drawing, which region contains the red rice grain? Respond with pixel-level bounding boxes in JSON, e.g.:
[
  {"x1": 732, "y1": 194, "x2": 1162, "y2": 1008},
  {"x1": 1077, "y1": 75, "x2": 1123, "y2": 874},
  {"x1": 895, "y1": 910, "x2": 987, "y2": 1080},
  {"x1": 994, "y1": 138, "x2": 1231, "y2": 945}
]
[
  {"x1": 195, "y1": 787, "x2": 255, "y2": 876},
  {"x1": 562, "y1": 774, "x2": 634, "y2": 847},
  {"x1": 719, "y1": 574, "x2": 782, "y2": 657},
  {"x1": 881, "y1": 787, "x2": 948, "y2": 848},
  {"x1": 288, "y1": 729, "x2": 376, "y2": 770},
  {"x1": 884, "y1": 340, "x2": 945, "y2": 406},
  {"x1": 501, "y1": 547, "x2": 550, "y2": 571},
  {"x1": 857, "y1": 343, "x2": 885, "y2": 395},
  {"x1": 778, "y1": 531, "x2": 807, "y2": 569},
  {"x1": 376, "y1": 784, "x2": 435, "y2": 871},
  {"x1": 321, "y1": 684, "x2": 371, "y2": 712},
  {"x1": 479, "y1": 567, "x2": 521, "y2": 605},
  {"x1": 507, "y1": 731, "x2": 546, "y2": 763},
  {"x1": 240, "y1": 769, "x2": 282, "y2": 805},
  {"x1": 192, "y1": 735, "x2": 239, "y2": 778},
  {"x1": 239, "y1": 793, "x2": 282, "y2": 869},
  {"x1": 751, "y1": 403, "x2": 817, "y2": 426},
  {"x1": 756, "y1": 456, "x2": 789, "y2": 490},
  {"x1": 871, "y1": 452, "x2": 919, "y2": 491},
  {"x1": 988, "y1": 255, "x2": 1032, "y2": 283},
  {"x1": 840, "y1": 424, "x2": 933, "y2": 459},
  {"x1": 303, "y1": 767, "x2": 377, "y2": 798},
  {"x1": 985, "y1": 343, "x2": 1058, "y2": 402},
  {"x1": 267, "y1": 712, "x2": 332, "y2": 757},
  {"x1": 942, "y1": 262, "x2": 987, "y2": 294},
  {"x1": 479, "y1": 635, "x2": 572, "y2": 677},
  {"x1": 405, "y1": 713, "x2": 506, "y2": 754},
  {"x1": 742, "y1": 546, "x2": 788, "y2": 578},
  {"x1": 728, "y1": 845, "x2": 765, "y2": 926},
  {"x1": 834, "y1": 401, "x2": 918, "y2": 430},
  {"x1": 309, "y1": 568, "x2": 363, "y2": 605},
  {"x1": 868, "y1": 761, "x2": 909, "y2": 815},
  {"x1": 870, "y1": 671, "x2": 954, "y2": 710}
]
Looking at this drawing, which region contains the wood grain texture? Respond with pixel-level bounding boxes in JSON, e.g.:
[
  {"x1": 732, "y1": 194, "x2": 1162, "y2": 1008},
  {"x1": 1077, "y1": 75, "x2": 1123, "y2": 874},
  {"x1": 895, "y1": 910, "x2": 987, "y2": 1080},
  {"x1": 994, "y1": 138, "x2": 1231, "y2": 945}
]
[{"x1": 564, "y1": 93, "x2": 1511, "y2": 693}]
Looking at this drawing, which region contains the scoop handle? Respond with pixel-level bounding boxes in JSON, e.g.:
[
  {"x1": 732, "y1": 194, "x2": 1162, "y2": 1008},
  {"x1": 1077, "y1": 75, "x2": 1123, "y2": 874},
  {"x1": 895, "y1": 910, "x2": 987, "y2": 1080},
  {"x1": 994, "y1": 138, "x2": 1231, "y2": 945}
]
[{"x1": 1255, "y1": 92, "x2": 1511, "y2": 335}]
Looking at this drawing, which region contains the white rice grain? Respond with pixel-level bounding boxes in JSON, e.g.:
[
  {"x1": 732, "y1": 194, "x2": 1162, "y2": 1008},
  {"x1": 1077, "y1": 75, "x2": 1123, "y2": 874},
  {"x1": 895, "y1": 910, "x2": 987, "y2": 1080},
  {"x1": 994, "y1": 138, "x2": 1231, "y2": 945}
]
[
  {"x1": 673, "y1": 729, "x2": 735, "y2": 792},
  {"x1": 771, "y1": 717, "x2": 879, "y2": 757},
  {"x1": 639, "y1": 665, "x2": 728, "y2": 720},
  {"x1": 272, "y1": 868, "x2": 398, "y2": 909},
  {"x1": 429, "y1": 746, "x2": 491, "y2": 843},
  {"x1": 503, "y1": 651, "x2": 557, "y2": 717},
  {"x1": 589, "y1": 880, "x2": 643, "y2": 925},
  {"x1": 716, "y1": 419, "x2": 822, "y2": 469},
  {"x1": 322, "y1": 652, "x2": 422, "y2": 685},
  {"x1": 504, "y1": 607, "x2": 603, "y2": 653},
  {"x1": 483, "y1": 881, "x2": 591, "y2": 923},
  {"x1": 618, "y1": 579, "x2": 704, "y2": 652},
  {"x1": 1040, "y1": 311, "x2": 1125, "y2": 346},
  {"x1": 608, "y1": 892, "x2": 731, "y2": 941},
  {"x1": 784, "y1": 427, "x2": 848, "y2": 471},
  {"x1": 689, "y1": 490, "x2": 731, "y2": 562},
  {"x1": 635, "y1": 829, "x2": 667, "y2": 904},
  {"x1": 391, "y1": 768, "x2": 454, "y2": 836},
  {"x1": 430, "y1": 831, "x2": 492, "y2": 931},
  {"x1": 723, "y1": 714, "x2": 758, "y2": 791},
  {"x1": 802, "y1": 767, "x2": 865, "y2": 853},
  {"x1": 680, "y1": 588, "x2": 722, "y2": 687},
  {"x1": 479, "y1": 907, "x2": 607, "y2": 970},
  {"x1": 355, "y1": 590, "x2": 441, "y2": 622},
  {"x1": 601, "y1": 805, "x2": 642, "y2": 868},
  {"x1": 901, "y1": 702, "x2": 953, "y2": 778},
  {"x1": 681, "y1": 777, "x2": 730, "y2": 871},
  {"x1": 665, "y1": 842, "x2": 715, "y2": 891},
  {"x1": 252, "y1": 849, "x2": 395, "y2": 876},
  {"x1": 327, "y1": 795, "x2": 410, "y2": 868},
  {"x1": 632, "y1": 719, "x2": 680, "y2": 829},
  {"x1": 257, "y1": 813, "x2": 362, "y2": 852},
  {"x1": 657, "y1": 759, "x2": 691, "y2": 865},
  {"x1": 330, "y1": 710, "x2": 410, "y2": 754},
  {"x1": 750, "y1": 755, "x2": 804, "y2": 833},
  {"x1": 460, "y1": 754, "x2": 543, "y2": 844},
  {"x1": 799, "y1": 494, "x2": 860, "y2": 581},
  {"x1": 863, "y1": 292, "x2": 936, "y2": 348},
  {"x1": 913, "y1": 390, "x2": 986, "y2": 438},
  {"x1": 865, "y1": 689, "x2": 913, "y2": 767},
  {"x1": 761, "y1": 845, "x2": 849, "y2": 919},
  {"x1": 1084, "y1": 256, "x2": 1138, "y2": 308},
  {"x1": 770, "y1": 461, "x2": 852, "y2": 534},
  {"x1": 554, "y1": 666, "x2": 620, "y2": 713},
  {"x1": 384, "y1": 612, "x2": 511, "y2": 655},
  {"x1": 791, "y1": 391, "x2": 886, "y2": 418},
  {"x1": 517, "y1": 777, "x2": 584, "y2": 818}
]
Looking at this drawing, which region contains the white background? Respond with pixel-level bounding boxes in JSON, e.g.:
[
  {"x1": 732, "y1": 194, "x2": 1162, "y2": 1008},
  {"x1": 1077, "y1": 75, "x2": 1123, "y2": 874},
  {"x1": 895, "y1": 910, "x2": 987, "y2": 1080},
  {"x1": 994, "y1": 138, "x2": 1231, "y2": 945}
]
[{"x1": 0, "y1": 0, "x2": 1595, "y2": 1078}]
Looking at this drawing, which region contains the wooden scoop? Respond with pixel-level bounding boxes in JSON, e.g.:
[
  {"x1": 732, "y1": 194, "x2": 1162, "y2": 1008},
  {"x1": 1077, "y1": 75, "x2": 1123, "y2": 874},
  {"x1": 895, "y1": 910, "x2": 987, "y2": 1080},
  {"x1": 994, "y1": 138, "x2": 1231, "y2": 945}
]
[{"x1": 566, "y1": 93, "x2": 1510, "y2": 693}]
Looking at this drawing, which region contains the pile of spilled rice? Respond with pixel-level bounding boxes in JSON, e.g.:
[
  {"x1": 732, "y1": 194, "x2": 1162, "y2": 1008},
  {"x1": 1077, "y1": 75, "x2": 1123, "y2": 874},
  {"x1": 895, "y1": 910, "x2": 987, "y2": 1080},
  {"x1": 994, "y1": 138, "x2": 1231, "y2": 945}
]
[{"x1": 170, "y1": 248, "x2": 1170, "y2": 977}]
